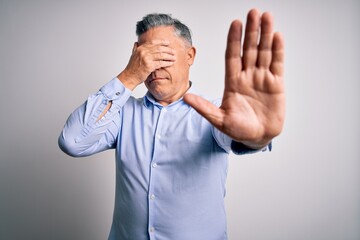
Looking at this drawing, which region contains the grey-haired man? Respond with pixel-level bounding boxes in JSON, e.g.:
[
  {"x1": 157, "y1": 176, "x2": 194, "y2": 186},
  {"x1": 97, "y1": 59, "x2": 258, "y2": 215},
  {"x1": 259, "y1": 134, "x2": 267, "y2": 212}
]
[{"x1": 59, "y1": 9, "x2": 285, "y2": 240}]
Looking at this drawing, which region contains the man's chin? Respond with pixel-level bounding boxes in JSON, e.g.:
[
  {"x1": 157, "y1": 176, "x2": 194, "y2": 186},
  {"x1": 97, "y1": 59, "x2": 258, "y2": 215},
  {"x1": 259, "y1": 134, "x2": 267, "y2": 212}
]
[{"x1": 148, "y1": 88, "x2": 169, "y2": 100}]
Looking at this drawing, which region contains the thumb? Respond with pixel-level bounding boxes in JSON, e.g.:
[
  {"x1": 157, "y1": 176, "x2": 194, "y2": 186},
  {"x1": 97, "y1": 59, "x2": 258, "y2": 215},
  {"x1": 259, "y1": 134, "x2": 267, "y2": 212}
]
[
  {"x1": 132, "y1": 42, "x2": 138, "y2": 53},
  {"x1": 183, "y1": 93, "x2": 224, "y2": 128}
]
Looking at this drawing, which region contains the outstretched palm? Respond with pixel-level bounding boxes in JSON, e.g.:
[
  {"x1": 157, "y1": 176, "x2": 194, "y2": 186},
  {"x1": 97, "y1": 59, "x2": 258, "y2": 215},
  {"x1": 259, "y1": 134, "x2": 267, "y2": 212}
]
[{"x1": 184, "y1": 9, "x2": 285, "y2": 148}]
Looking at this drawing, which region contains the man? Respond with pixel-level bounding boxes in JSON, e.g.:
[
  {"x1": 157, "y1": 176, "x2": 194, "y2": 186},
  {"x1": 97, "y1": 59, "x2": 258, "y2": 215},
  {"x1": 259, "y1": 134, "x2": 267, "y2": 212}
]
[{"x1": 59, "y1": 8, "x2": 285, "y2": 240}]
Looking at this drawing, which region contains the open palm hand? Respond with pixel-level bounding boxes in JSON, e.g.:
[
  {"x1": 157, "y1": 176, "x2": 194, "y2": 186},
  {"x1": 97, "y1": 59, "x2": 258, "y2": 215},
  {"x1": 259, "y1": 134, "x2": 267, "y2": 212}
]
[{"x1": 184, "y1": 9, "x2": 285, "y2": 148}]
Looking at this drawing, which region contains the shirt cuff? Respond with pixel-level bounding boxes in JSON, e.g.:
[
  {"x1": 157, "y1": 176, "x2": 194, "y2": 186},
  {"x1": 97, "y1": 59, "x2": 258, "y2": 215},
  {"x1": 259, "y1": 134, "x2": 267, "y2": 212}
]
[
  {"x1": 231, "y1": 141, "x2": 272, "y2": 155},
  {"x1": 100, "y1": 77, "x2": 132, "y2": 103}
]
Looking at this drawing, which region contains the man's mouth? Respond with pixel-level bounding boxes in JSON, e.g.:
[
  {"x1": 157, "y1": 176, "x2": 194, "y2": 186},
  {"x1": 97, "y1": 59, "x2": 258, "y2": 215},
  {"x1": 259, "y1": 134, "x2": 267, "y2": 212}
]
[{"x1": 149, "y1": 77, "x2": 168, "y2": 83}]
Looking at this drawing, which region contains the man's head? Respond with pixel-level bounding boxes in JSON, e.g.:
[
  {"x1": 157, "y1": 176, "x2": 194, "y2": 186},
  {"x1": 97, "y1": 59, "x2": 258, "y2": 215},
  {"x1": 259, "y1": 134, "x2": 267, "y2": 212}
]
[
  {"x1": 136, "y1": 14, "x2": 196, "y2": 106},
  {"x1": 136, "y1": 13, "x2": 192, "y2": 47}
]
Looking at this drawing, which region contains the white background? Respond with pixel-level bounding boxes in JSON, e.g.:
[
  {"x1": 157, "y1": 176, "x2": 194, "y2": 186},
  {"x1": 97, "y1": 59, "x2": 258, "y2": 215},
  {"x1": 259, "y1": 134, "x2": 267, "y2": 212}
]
[{"x1": 0, "y1": 0, "x2": 359, "y2": 239}]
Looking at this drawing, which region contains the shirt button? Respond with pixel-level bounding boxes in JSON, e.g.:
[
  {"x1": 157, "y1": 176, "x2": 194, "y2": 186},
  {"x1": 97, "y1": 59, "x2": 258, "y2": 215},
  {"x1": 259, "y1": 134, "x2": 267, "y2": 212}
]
[
  {"x1": 157, "y1": 134, "x2": 161, "y2": 139},
  {"x1": 115, "y1": 92, "x2": 120, "y2": 96},
  {"x1": 152, "y1": 163, "x2": 158, "y2": 168},
  {"x1": 149, "y1": 227, "x2": 155, "y2": 232},
  {"x1": 162, "y1": 108, "x2": 167, "y2": 112},
  {"x1": 150, "y1": 194, "x2": 156, "y2": 200}
]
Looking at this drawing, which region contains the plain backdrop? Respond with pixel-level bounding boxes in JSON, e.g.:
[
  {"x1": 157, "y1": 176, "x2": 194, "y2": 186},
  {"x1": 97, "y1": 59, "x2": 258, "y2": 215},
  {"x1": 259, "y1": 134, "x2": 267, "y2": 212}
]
[{"x1": 0, "y1": 0, "x2": 359, "y2": 239}]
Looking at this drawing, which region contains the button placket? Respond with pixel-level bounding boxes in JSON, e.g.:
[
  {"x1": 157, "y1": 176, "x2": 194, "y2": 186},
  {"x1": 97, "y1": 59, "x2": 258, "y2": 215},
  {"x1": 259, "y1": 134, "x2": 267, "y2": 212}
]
[{"x1": 148, "y1": 106, "x2": 167, "y2": 238}]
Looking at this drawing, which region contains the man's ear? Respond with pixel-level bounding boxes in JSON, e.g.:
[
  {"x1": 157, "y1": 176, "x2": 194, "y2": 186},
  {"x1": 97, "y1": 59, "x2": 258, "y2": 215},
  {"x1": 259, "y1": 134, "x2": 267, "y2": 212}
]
[{"x1": 187, "y1": 46, "x2": 196, "y2": 66}]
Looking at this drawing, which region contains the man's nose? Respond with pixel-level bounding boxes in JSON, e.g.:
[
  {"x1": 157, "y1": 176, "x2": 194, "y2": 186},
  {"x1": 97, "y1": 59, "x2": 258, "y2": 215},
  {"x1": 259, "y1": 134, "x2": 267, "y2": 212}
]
[
  {"x1": 151, "y1": 71, "x2": 157, "y2": 78},
  {"x1": 151, "y1": 70, "x2": 162, "y2": 78}
]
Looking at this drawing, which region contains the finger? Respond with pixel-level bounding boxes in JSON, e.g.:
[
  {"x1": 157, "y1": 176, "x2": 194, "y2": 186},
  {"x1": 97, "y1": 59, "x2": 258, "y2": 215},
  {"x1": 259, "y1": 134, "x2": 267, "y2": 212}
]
[
  {"x1": 155, "y1": 39, "x2": 171, "y2": 46},
  {"x1": 153, "y1": 45, "x2": 176, "y2": 55},
  {"x1": 153, "y1": 51, "x2": 176, "y2": 62},
  {"x1": 225, "y1": 20, "x2": 243, "y2": 80},
  {"x1": 270, "y1": 32, "x2": 285, "y2": 77},
  {"x1": 154, "y1": 60, "x2": 175, "y2": 70},
  {"x1": 132, "y1": 42, "x2": 138, "y2": 53},
  {"x1": 183, "y1": 94, "x2": 224, "y2": 128},
  {"x1": 152, "y1": 52, "x2": 176, "y2": 70},
  {"x1": 257, "y1": 12, "x2": 274, "y2": 68},
  {"x1": 139, "y1": 40, "x2": 174, "y2": 57},
  {"x1": 243, "y1": 9, "x2": 261, "y2": 69},
  {"x1": 145, "y1": 40, "x2": 173, "y2": 53},
  {"x1": 140, "y1": 39, "x2": 170, "y2": 46}
]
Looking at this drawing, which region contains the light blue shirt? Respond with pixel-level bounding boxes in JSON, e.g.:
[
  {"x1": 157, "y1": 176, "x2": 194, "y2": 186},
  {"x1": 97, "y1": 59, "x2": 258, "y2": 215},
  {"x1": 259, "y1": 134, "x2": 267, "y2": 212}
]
[{"x1": 59, "y1": 77, "x2": 268, "y2": 240}]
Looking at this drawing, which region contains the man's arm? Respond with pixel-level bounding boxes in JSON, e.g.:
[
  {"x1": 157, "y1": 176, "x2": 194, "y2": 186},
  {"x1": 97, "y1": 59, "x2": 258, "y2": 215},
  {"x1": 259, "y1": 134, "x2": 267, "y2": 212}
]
[
  {"x1": 184, "y1": 9, "x2": 285, "y2": 149},
  {"x1": 59, "y1": 40, "x2": 176, "y2": 157},
  {"x1": 58, "y1": 78, "x2": 131, "y2": 157},
  {"x1": 95, "y1": 40, "x2": 176, "y2": 121}
]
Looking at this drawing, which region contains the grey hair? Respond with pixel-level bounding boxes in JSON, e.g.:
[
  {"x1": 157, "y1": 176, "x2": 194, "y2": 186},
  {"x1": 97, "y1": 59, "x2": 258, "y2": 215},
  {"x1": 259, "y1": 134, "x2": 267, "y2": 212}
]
[{"x1": 136, "y1": 13, "x2": 192, "y2": 46}]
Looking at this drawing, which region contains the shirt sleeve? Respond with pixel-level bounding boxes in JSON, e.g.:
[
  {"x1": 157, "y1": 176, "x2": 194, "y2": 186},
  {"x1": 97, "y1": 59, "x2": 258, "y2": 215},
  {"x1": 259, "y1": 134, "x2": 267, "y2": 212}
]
[{"x1": 58, "y1": 77, "x2": 132, "y2": 157}]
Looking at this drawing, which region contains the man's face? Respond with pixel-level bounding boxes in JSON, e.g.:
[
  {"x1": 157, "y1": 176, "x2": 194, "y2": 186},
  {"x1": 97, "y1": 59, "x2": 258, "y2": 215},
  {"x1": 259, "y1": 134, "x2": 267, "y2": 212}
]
[{"x1": 138, "y1": 26, "x2": 196, "y2": 106}]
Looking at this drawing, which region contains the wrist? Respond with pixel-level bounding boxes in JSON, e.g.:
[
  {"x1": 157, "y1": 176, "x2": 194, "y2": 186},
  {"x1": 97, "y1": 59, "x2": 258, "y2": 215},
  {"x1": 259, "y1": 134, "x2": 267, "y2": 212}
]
[
  {"x1": 239, "y1": 139, "x2": 272, "y2": 150},
  {"x1": 117, "y1": 71, "x2": 140, "y2": 90}
]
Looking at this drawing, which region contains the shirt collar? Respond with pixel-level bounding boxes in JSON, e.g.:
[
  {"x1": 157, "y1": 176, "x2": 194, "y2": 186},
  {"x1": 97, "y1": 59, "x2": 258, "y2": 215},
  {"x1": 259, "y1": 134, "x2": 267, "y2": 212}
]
[{"x1": 143, "y1": 81, "x2": 196, "y2": 111}]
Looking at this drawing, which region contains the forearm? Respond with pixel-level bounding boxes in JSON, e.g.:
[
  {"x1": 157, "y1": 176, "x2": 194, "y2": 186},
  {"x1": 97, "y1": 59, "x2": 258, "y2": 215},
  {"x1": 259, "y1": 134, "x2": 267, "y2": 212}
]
[{"x1": 58, "y1": 78, "x2": 132, "y2": 157}]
